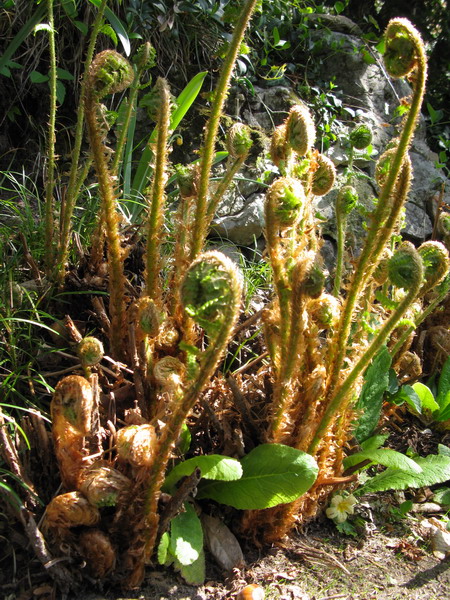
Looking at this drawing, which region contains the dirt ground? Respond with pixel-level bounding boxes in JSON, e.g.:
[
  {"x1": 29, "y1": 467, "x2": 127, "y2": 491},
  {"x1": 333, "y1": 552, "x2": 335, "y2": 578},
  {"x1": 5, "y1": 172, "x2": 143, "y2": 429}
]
[
  {"x1": 78, "y1": 518, "x2": 450, "y2": 600},
  {"x1": 38, "y1": 510, "x2": 442, "y2": 600}
]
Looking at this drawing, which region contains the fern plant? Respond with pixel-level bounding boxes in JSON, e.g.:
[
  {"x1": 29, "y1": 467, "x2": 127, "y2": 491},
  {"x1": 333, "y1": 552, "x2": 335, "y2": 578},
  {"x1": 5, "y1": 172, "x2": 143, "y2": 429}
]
[{"x1": 1, "y1": 2, "x2": 450, "y2": 595}]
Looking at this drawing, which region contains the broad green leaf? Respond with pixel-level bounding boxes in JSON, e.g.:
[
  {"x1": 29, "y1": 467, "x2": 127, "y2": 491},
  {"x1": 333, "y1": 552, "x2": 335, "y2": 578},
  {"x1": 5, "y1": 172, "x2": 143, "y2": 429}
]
[
  {"x1": 61, "y1": 0, "x2": 78, "y2": 19},
  {"x1": 175, "y1": 548, "x2": 205, "y2": 585},
  {"x1": 178, "y1": 423, "x2": 192, "y2": 455},
  {"x1": 433, "y1": 487, "x2": 450, "y2": 506},
  {"x1": 74, "y1": 20, "x2": 89, "y2": 35},
  {"x1": 163, "y1": 455, "x2": 242, "y2": 493},
  {"x1": 197, "y1": 444, "x2": 318, "y2": 510},
  {"x1": 131, "y1": 71, "x2": 207, "y2": 194},
  {"x1": 354, "y1": 347, "x2": 391, "y2": 443},
  {"x1": 30, "y1": 70, "x2": 48, "y2": 84},
  {"x1": 437, "y1": 400, "x2": 450, "y2": 422},
  {"x1": 438, "y1": 444, "x2": 450, "y2": 457},
  {"x1": 412, "y1": 382, "x2": 439, "y2": 413},
  {"x1": 437, "y1": 356, "x2": 450, "y2": 409},
  {"x1": 170, "y1": 503, "x2": 203, "y2": 566},
  {"x1": 361, "y1": 434, "x2": 389, "y2": 452},
  {"x1": 345, "y1": 448, "x2": 422, "y2": 475},
  {"x1": 56, "y1": 80, "x2": 66, "y2": 105},
  {"x1": 397, "y1": 385, "x2": 422, "y2": 413},
  {"x1": 359, "y1": 454, "x2": 450, "y2": 494}
]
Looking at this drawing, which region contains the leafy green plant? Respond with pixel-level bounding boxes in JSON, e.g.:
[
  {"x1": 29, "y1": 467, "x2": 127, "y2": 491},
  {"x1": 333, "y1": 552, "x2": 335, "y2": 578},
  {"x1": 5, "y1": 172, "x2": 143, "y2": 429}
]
[{"x1": 389, "y1": 355, "x2": 450, "y2": 425}]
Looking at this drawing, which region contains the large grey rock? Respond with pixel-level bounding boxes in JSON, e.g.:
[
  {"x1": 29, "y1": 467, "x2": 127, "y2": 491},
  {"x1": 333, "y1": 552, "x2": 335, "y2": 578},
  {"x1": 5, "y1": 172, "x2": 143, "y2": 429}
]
[{"x1": 211, "y1": 192, "x2": 265, "y2": 246}]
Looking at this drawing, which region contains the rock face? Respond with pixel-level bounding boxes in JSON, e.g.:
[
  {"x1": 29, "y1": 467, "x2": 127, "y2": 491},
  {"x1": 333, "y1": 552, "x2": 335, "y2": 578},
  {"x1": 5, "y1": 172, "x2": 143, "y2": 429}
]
[{"x1": 211, "y1": 24, "x2": 447, "y2": 248}]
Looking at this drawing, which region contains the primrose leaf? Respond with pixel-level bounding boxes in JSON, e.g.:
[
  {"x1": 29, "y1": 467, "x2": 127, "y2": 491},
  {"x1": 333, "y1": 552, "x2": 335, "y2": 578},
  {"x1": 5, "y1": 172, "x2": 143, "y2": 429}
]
[
  {"x1": 170, "y1": 503, "x2": 203, "y2": 567},
  {"x1": 412, "y1": 382, "x2": 439, "y2": 413},
  {"x1": 437, "y1": 356, "x2": 450, "y2": 410},
  {"x1": 397, "y1": 385, "x2": 423, "y2": 413},
  {"x1": 163, "y1": 455, "x2": 242, "y2": 493},
  {"x1": 433, "y1": 487, "x2": 450, "y2": 506},
  {"x1": 438, "y1": 444, "x2": 450, "y2": 457},
  {"x1": 354, "y1": 347, "x2": 392, "y2": 443},
  {"x1": 197, "y1": 444, "x2": 318, "y2": 510},
  {"x1": 175, "y1": 548, "x2": 205, "y2": 585},
  {"x1": 359, "y1": 454, "x2": 450, "y2": 494},
  {"x1": 346, "y1": 448, "x2": 422, "y2": 474},
  {"x1": 361, "y1": 434, "x2": 389, "y2": 452}
]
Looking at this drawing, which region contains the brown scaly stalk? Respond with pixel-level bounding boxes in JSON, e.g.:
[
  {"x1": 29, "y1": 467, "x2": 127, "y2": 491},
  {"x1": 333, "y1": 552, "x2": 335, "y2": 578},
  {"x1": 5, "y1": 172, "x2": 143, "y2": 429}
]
[{"x1": 84, "y1": 50, "x2": 134, "y2": 359}]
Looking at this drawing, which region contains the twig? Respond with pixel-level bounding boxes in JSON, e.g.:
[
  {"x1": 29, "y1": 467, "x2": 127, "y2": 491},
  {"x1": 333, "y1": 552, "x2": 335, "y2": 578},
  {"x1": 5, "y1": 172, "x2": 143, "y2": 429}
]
[
  {"x1": 157, "y1": 468, "x2": 202, "y2": 538},
  {"x1": 232, "y1": 351, "x2": 269, "y2": 376},
  {"x1": 318, "y1": 594, "x2": 349, "y2": 600},
  {"x1": 295, "y1": 541, "x2": 351, "y2": 576},
  {"x1": 232, "y1": 308, "x2": 263, "y2": 336}
]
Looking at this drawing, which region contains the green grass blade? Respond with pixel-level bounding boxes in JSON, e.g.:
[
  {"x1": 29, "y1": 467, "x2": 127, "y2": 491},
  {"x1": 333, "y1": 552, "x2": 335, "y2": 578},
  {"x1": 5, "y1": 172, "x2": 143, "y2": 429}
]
[{"x1": 0, "y1": 4, "x2": 47, "y2": 76}]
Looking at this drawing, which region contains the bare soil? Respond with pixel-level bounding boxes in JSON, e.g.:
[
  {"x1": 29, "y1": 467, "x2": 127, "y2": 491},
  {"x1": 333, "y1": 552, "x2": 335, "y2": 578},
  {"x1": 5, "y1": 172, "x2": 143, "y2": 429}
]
[
  {"x1": 80, "y1": 524, "x2": 450, "y2": 600},
  {"x1": 6, "y1": 513, "x2": 449, "y2": 600}
]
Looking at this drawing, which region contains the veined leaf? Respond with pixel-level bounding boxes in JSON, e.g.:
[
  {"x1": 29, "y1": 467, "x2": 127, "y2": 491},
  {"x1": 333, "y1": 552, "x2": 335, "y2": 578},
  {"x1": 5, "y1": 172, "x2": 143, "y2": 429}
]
[
  {"x1": 354, "y1": 346, "x2": 392, "y2": 443},
  {"x1": 359, "y1": 454, "x2": 450, "y2": 494},
  {"x1": 437, "y1": 356, "x2": 450, "y2": 411},
  {"x1": 170, "y1": 503, "x2": 203, "y2": 566},
  {"x1": 157, "y1": 531, "x2": 171, "y2": 566},
  {"x1": 395, "y1": 384, "x2": 422, "y2": 413},
  {"x1": 412, "y1": 382, "x2": 439, "y2": 413},
  {"x1": 163, "y1": 455, "x2": 242, "y2": 493},
  {"x1": 197, "y1": 444, "x2": 318, "y2": 510},
  {"x1": 361, "y1": 434, "x2": 389, "y2": 451},
  {"x1": 175, "y1": 548, "x2": 205, "y2": 585},
  {"x1": 30, "y1": 70, "x2": 48, "y2": 84},
  {"x1": 433, "y1": 487, "x2": 450, "y2": 506},
  {"x1": 438, "y1": 444, "x2": 450, "y2": 457},
  {"x1": 344, "y1": 447, "x2": 422, "y2": 474}
]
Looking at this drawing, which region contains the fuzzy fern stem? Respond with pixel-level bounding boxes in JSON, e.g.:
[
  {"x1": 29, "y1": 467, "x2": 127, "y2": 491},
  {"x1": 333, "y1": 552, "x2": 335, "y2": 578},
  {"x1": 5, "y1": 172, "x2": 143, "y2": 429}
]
[
  {"x1": 189, "y1": 0, "x2": 258, "y2": 260},
  {"x1": 111, "y1": 43, "x2": 155, "y2": 177},
  {"x1": 54, "y1": 0, "x2": 108, "y2": 284},
  {"x1": 325, "y1": 18, "x2": 427, "y2": 399},
  {"x1": 309, "y1": 243, "x2": 424, "y2": 454},
  {"x1": 44, "y1": 0, "x2": 57, "y2": 275},
  {"x1": 145, "y1": 78, "x2": 170, "y2": 301},
  {"x1": 85, "y1": 50, "x2": 134, "y2": 359},
  {"x1": 122, "y1": 252, "x2": 242, "y2": 585}
]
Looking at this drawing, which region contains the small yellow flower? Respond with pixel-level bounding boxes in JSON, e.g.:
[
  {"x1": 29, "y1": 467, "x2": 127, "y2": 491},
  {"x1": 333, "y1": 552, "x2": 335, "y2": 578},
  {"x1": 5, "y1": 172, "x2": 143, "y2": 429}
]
[{"x1": 326, "y1": 494, "x2": 357, "y2": 523}]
